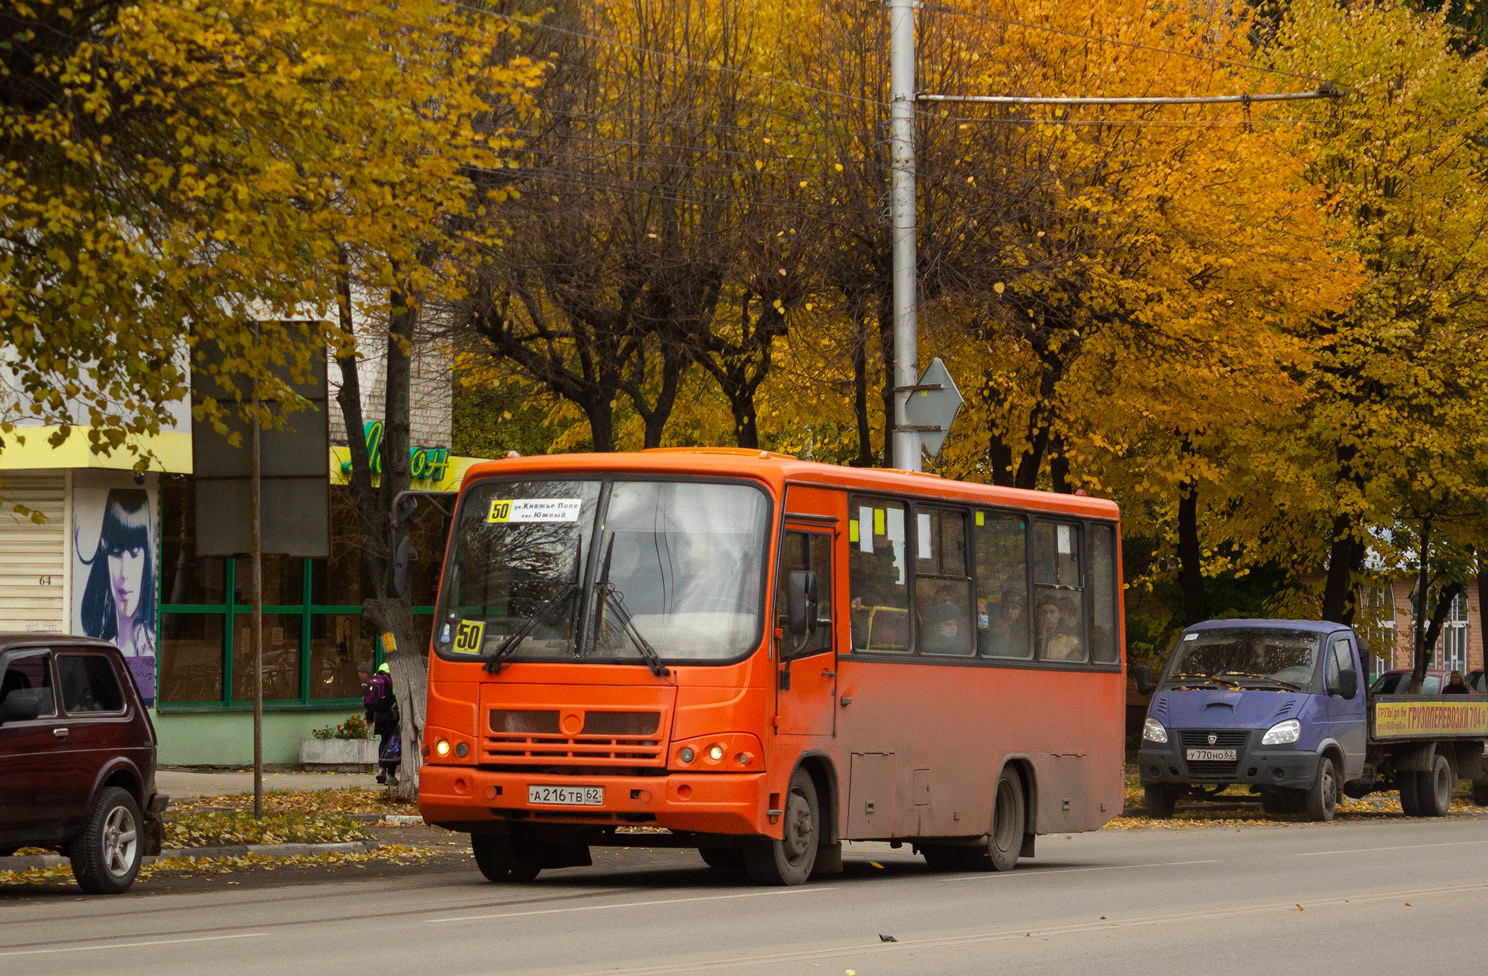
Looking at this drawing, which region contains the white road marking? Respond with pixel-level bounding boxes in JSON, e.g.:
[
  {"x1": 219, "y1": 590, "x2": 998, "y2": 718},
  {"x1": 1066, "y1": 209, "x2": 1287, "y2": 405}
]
[
  {"x1": 948, "y1": 857, "x2": 1220, "y2": 880},
  {"x1": 428, "y1": 885, "x2": 828, "y2": 924},
  {"x1": 0, "y1": 933, "x2": 265, "y2": 958},
  {"x1": 1298, "y1": 839, "x2": 1488, "y2": 857},
  {"x1": 523, "y1": 879, "x2": 1488, "y2": 976}
]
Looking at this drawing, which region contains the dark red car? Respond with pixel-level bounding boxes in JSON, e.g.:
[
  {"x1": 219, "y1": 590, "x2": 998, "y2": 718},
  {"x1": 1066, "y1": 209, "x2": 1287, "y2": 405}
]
[{"x1": 0, "y1": 635, "x2": 166, "y2": 893}]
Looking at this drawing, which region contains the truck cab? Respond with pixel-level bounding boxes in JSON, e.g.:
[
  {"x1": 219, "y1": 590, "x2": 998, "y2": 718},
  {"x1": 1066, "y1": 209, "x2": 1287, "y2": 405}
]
[{"x1": 1137, "y1": 620, "x2": 1366, "y2": 821}]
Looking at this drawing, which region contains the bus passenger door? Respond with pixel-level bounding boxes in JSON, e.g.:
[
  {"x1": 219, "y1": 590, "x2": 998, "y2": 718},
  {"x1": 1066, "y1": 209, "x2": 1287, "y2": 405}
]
[{"x1": 775, "y1": 522, "x2": 838, "y2": 738}]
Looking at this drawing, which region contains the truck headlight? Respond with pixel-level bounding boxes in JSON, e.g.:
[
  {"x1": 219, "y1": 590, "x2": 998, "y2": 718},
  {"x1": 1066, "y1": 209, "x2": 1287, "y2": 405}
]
[
  {"x1": 1142, "y1": 717, "x2": 1168, "y2": 744},
  {"x1": 1262, "y1": 719, "x2": 1301, "y2": 745}
]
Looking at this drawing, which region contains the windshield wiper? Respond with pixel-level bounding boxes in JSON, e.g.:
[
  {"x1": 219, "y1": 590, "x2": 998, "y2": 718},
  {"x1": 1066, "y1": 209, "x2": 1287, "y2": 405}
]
[
  {"x1": 483, "y1": 584, "x2": 580, "y2": 674},
  {"x1": 1213, "y1": 670, "x2": 1303, "y2": 691},
  {"x1": 1164, "y1": 671, "x2": 1218, "y2": 688},
  {"x1": 592, "y1": 535, "x2": 669, "y2": 678},
  {"x1": 598, "y1": 584, "x2": 669, "y2": 677}
]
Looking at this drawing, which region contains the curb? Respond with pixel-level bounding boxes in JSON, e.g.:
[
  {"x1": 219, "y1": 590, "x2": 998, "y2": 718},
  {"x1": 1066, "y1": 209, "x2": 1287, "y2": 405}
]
[
  {"x1": 0, "y1": 840, "x2": 379, "y2": 873},
  {"x1": 348, "y1": 814, "x2": 425, "y2": 826}
]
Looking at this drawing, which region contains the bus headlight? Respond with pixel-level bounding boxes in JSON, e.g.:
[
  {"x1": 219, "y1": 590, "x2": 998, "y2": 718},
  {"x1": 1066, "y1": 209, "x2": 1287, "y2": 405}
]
[
  {"x1": 1142, "y1": 718, "x2": 1168, "y2": 744},
  {"x1": 679, "y1": 747, "x2": 695, "y2": 763},
  {"x1": 1262, "y1": 719, "x2": 1301, "y2": 745},
  {"x1": 435, "y1": 739, "x2": 451, "y2": 757},
  {"x1": 708, "y1": 744, "x2": 725, "y2": 762}
]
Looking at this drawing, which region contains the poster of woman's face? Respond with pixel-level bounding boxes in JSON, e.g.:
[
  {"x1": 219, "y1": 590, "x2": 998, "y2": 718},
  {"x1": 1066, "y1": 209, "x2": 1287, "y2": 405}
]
[{"x1": 73, "y1": 473, "x2": 158, "y2": 703}]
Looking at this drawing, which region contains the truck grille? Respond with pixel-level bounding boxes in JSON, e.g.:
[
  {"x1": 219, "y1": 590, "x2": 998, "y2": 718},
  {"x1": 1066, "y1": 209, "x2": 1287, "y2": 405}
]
[
  {"x1": 1177, "y1": 729, "x2": 1250, "y2": 780},
  {"x1": 483, "y1": 709, "x2": 665, "y2": 769}
]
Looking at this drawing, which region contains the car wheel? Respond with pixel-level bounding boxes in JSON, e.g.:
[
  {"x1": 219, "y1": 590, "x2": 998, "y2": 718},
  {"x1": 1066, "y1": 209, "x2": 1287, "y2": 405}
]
[
  {"x1": 743, "y1": 768, "x2": 819, "y2": 886},
  {"x1": 1143, "y1": 784, "x2": 1178, "y2": 819},
  {"x1": 1303, "y1": 756, "x2": 1339, "y2": 822},
  {"x1": 70, "y1": 787, "x2": 143, "y2": 895},
  {"x1": 471, "y1": 832, "x2": 543, "y2": 883},
  {"x1": 1416, "y1": 753, "x2": 1453, "y2": 818}
]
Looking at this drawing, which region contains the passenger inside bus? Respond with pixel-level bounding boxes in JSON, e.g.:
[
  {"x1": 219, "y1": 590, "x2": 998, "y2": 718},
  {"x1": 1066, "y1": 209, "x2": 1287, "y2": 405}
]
[
  {"x1": 1037, "y1": 598, "x2": 1082, "y2": 661},
  {"x1": 920, "y1": 584, "x2": 972, "y2": 655},
  {"x1": 980, "y1": 585, "x2": 1029, "y2": 658}
]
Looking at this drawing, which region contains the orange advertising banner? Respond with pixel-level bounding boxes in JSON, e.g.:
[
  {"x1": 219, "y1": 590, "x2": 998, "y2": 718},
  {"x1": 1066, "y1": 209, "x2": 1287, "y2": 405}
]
[{"x1": 1373, "y1": 700, "x2": 1488, "y2": 739}]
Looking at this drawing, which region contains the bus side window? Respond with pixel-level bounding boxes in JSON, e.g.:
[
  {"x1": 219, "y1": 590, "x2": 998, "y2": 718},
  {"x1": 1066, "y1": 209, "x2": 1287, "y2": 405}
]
[
  {"x1": 974, "y1": 512, "x2": 1031, "y2": 660},
  {"x1": 1032, "y1": 521, "x2": 1087, "y2": 664},
  {"x1": 914, "y1": 508, "x2": 973, "y2": 656},
  {"x1": 848, "y1": 497, "x2": 910, "y2": 652},
  {"x1": 779, "y1": 531, "x2": 833, "y2": 659},
  {"x1": 1087, "y1": 523, "x2": 1120, "y2": 664}
]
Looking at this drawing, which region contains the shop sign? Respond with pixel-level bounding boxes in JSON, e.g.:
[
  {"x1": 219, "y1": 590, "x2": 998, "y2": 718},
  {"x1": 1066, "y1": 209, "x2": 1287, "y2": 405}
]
[{"x1": 342, "y1": 421, "x2": 451, "y2": 484}]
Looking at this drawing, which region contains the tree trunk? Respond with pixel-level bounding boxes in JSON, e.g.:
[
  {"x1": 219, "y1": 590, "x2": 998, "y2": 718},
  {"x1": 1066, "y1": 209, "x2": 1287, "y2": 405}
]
[
  {"x1": 876, "y1": 286, "x2": 895, "y2": 470},
  {"x1": 851, "y1": 313, "x2": 874, "y2": 467},
  {"x1": 1320, "y1": 514, "x2": 1357, "y2": 625},
  {"x1": 1411, "y1": 519, "x2": 1431, "y2": 692},
  {"x1": 1177, "y1": 480, "x2": 1208, "y2": 626}
]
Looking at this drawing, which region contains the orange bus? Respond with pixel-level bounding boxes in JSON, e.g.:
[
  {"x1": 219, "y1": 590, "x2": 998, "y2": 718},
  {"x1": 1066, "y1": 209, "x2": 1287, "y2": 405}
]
[{"x1": 417, "y1": 449, "x2": 1125, "y2": 885}]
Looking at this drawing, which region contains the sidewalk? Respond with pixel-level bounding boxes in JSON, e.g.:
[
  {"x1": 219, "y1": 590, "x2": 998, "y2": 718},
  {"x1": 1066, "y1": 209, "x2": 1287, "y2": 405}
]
[{"x1": 157, "y1": 767, "x2": 383, "y2": 799}]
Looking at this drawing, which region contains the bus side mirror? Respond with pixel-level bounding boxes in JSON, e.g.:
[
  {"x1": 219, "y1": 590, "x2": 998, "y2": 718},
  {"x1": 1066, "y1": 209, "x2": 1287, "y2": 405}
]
[
  {"x1": 787, "y1": 571, "x2": 819, "y2": 639},
  {"x1": 1336, "y1": 669, "x2": 1358, "y2": 700},
  {"x1": 1134, "y1": 664, "x2": 1156, "y2": 697}
]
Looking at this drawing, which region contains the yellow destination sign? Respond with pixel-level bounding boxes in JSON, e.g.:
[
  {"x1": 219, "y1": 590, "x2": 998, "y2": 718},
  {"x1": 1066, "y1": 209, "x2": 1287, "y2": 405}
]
[{"x1": 1374, "y1": 700, "x2": 1488, "y2": 738}]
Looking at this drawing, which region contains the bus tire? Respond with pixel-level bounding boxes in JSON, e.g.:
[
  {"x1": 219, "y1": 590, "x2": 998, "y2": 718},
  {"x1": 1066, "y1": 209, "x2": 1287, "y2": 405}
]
[
  {"x1": 1143, "y1": 785, "x2": 1178, "y2": 819},
  {"x1": 698, "y1": 846, "x2": 746, "y2": 872},
  {"x1": 471, "y1": 832, "x2": 543, "y2": 883},
  {"x1": 743, "y1": 768, "x2": 819, "y2": 886},
  {"x1": 919, "y1": 843, "x2": 964, "y2": 872},
  {"x1": 1417, "y1": 753, "x2": 1453, "y2": 817},
  {"x1": 963, "y1": 768, "x2": 1027, "y2": 871},
  {"x1": 1472, "y1": 776, "x2": 1488, "y2": 807},
  {"x1": 1303, "y1": 756, "x2": 1338, "y2": 822}
]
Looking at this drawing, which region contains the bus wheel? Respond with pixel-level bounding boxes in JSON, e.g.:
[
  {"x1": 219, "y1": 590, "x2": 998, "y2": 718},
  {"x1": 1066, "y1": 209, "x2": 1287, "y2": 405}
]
[
  {"x1": 919, "y1": 843, "x2": 964, "y2": 872},
  {"x1": 698, "y1": 846, "x2": 746, "y2": 872},
  {"x1": 1416, "y1": 753, "x2": 1453, "y2": 818},
  {"x1": 1142, "y1": 785, "x2": 1178, "y2": 819},
  {"x1": 985, "y1": 768, "x2": 1026, "y2": 871},
  {"x1": 1472, "y1": 776, "x2": 1488, "y2": 807},
  {"x1": 1303, "y1": 756, "x2": 1338, "y2": 822},
  {"x1": 471, "y1": 832, "x2": 543, "y2": 883},
  {"x1": 744, "y1": 768, "x2": 819, "y2": 886}
]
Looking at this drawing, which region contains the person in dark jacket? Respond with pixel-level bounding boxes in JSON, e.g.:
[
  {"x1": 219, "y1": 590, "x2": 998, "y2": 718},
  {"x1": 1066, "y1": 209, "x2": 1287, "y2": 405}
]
[
  {"x1": 362, "y1": 662, "x2": 400, "y2": 784},
  {"x1": 1444, "y1": 670, "x2": 1471, "y2": 695}
]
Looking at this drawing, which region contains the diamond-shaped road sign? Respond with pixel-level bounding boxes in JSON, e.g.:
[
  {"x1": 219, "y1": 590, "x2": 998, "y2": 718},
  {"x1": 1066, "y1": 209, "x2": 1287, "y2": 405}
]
[{"x1": 902, "y1": 356, "x2": 963, "y2": 459}]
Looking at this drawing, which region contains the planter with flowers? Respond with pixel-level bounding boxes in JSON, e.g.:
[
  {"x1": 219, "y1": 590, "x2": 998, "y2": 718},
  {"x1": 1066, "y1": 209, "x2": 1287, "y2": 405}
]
[{"x1": 300, "y1": 714, "x2": 377, "y2": 769}]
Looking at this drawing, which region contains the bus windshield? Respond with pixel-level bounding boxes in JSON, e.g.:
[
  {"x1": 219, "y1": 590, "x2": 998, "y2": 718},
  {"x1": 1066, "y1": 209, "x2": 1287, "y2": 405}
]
[
  {"x1": 1160, "y1": 628, "x2": 1322, "y2": 691},
  {"x1": 435, "y1": 478, "x2": 770, "y2": 665}
]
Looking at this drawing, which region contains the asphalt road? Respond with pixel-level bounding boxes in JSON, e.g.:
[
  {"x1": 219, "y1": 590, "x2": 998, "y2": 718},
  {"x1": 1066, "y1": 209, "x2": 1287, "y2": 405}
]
[{"x1": 4, "y1": 817, "x2": 1487, "y2": 976}]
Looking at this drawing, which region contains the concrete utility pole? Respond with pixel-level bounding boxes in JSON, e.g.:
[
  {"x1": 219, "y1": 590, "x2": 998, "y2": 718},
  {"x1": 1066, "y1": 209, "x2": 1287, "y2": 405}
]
[{"x1": 887, "y1": 0, "x2": 920, "y2": 472}]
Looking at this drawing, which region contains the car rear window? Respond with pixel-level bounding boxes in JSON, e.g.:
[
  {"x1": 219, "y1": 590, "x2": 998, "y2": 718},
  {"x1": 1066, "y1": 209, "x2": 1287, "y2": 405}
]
[{"x1": 56, "y1": 654, "x2": 126, "y2": 714}]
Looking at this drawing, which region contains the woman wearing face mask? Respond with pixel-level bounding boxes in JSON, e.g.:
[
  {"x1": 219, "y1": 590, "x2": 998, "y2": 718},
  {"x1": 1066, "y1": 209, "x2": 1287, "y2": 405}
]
[{"x1": 79, "y1": 489, "x2": 157, "y2": 664}]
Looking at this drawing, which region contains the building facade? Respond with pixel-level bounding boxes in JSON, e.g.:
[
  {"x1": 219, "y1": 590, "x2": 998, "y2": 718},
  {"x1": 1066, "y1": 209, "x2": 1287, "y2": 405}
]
[
  {"x1": 1359, "y1": 579, "x2": 1483, "y2": 680},
  {"x1": 0, "y1": 336, "x2": 483, "y2": 764}
]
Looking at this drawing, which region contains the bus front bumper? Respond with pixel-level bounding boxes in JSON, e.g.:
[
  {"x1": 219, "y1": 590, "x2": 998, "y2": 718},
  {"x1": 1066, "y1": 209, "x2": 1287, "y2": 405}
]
[{"x1": 419, "y1": 764, "x2": 770, "y2": 836}]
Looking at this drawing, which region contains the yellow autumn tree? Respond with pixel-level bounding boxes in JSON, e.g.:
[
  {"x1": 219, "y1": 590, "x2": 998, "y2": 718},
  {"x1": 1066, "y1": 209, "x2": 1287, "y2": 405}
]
[
  {"x1": 2, "y1": 0, "x2": 541, "y2": 462},
  {"x1": 1265, "y1": 0, "x2": 1488, "y2": 636}
]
